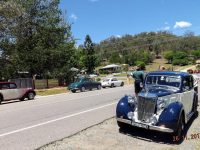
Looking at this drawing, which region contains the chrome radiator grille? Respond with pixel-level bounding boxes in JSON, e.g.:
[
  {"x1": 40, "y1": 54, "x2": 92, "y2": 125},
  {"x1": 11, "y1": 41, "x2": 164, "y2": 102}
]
[{"x1": 137, "y1": 96, "x2": 157, "y2": 122}]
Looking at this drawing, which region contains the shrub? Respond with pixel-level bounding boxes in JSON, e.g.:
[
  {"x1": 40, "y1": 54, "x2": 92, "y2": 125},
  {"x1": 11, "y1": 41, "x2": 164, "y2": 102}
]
[
  {"x1": 172, "y1": 59, "x2": 188, "y2": 66},
  {"x1": 96, "y1": 78, "x2": 101, "y2": 82},
  {"x1": 136, "y1": 61, "x2": 146, "y2": 70},
  {"x1": 196, "y1": 65, "x2": 200, "y2": 70}
]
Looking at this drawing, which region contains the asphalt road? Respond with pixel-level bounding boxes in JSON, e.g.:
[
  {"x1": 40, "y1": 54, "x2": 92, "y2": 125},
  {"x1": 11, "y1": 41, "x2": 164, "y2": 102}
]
[{"x1": 0, "y1": 85, "x2": 133, "y2": 150}]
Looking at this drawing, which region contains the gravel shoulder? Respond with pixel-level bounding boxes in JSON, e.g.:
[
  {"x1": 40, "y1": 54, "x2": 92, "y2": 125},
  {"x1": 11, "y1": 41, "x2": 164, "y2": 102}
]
[{"x1": 39, "y1": 106, "x2": 200, "y2": 150}]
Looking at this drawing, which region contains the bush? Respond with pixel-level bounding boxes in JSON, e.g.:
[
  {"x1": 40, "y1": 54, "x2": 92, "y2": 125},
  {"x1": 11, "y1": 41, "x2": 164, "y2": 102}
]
[
  {"x1": 164, "y1": 51, "x2": 173, "y2": 63},
  {"x1": 173, "y1": 52, "x2": 188, "y2": 60},
  {"x1": 99, "y1": 70, "x2": 109, "y2": 74},
  {"x1": 172, "y1": 59, "x2": 188, "y2": 66},
  {"x1": 136, "y1": 61, "x2": 146, "y2": 70},
  {"x1": 196, "y1": 65, "x2": 200, "y2": 70},
  {"x1": 96, "y1": 78, "x2": 101, "y2": 82}
]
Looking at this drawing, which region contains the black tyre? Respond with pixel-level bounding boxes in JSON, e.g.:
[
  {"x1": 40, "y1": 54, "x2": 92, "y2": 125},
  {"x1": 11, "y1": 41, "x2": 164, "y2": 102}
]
[
  {"x1": 117, "y1": 121, "x2": 126, "y2": 129},
  {"x1": 173, "y1": 114, "x2": 184, "y2": 140},
  {"x1": 71, "y1": 90, "x2": 76, "y2": 93},
  {"x1": 97, "y1": 85, "x2": 101, "y2": 90},
  {"x1": 111, "y1": 83, "x2": 114, "y2": 88},
  {"x1": 19, "y1": 97, "x2": 25, "y2": 101},
  {"x1": 0, "y1": 96, "x2": 3, "y2": 105},
  {"x1": 193, "y1": 95, "x2": 198, "y2": 113},
  {"x1": 81, "y1": 86, "x2": 86, "y2": 92},
  {"x1": 27, "y1": 92, "x2": 35, "y2": 100},
  {"x1": 120, "y1": 82, "x2": 124, "y2": 86}
]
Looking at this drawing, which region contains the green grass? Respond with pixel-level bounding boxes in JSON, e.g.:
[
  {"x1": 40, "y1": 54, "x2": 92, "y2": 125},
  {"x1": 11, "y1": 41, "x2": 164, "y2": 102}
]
[
  {"x1": 113, "y1": 73, "x2": 127, "y2": 77},
  {"x1": 145, "y1": 58, "x2": 195, "y2": 72},
  {"x1": 36, "y1": 87, "x2": 68, "y2": 96}
]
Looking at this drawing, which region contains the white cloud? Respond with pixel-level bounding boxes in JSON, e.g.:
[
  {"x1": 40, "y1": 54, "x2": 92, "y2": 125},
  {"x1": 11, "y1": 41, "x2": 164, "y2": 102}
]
[
  {"x1": 70, "y1": 14, "x2": 78, "y2": 21},
  {"x1": 115, "y1": 35, "x2": 121, "y2": 38},
  {"x1": 89, "y1": 0, "x2": 99, "y2": 2},
  {"x1": 174, "y1": 21, "x2": 192, "y2": 29},
  {"x1": 164, "y1": 26, "x2": 170, "y2": 30}
]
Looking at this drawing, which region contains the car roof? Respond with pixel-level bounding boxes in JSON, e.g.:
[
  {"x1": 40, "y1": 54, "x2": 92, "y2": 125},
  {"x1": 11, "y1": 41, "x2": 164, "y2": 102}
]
[{"x1": 147, "y1": 71, "x2": 190, "y2": 77}]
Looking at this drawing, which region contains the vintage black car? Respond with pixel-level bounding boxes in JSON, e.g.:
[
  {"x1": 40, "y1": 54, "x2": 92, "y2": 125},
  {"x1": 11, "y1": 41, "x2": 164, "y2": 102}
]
[
  {"x1": 68, "y1": 77, "x2": 101, "y2": 93},
  {"x1": 116, "y1": 71, "x2": 198, "y2": 137}
]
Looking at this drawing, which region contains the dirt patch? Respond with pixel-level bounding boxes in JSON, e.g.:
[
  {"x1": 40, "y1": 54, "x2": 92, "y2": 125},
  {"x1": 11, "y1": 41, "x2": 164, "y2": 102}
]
[{"x1": 39, "y1": 107, "x2": 200, "y2": 150}]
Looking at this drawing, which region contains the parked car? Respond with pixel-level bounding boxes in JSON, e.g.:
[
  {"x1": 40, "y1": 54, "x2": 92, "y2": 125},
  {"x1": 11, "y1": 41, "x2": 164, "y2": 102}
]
[
  {"x1": 116, "y1": 71, "x2": 198, "y2": 138},
  {"x1": 0, "y1": 82, "x2": 36, "y2": 104},
  {"x1": 68, "y1": 77, "x2": 101, "y2": 93},
  {"x1": 101, "y1": 78, "x2": 124, "y2": 88}
]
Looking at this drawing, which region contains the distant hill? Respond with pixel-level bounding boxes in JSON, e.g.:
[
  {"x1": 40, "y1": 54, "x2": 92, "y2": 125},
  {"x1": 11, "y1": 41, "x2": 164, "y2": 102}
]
[{"x1": 93, "y1": 31, "x2": 200, "y2": 66}]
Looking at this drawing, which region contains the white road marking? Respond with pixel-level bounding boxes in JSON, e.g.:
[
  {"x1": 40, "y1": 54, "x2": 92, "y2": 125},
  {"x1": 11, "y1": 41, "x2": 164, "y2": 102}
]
[{"x1": 0, "y1": 102, "x2": 117, "y2": 137}]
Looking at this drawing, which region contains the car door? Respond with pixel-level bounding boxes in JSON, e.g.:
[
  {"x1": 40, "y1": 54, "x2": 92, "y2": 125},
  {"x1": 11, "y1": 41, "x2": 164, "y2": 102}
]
[
  {"x1": 1, "y1": 83, "x2": 17, "y2": 100},
  {"x1": 181, "y1": 76, "x2": 194, "y2": 115},
  {"x1": 89, "y1": 78, "x2": 96, "y2": 89},
  {"x1": 115, "y1": 78, "x2": 121, "y2": 86},
  {"x1": 82, "y1": 78, "x2": 90, "y2": 90},
  {"x1": 112, "y1": 78, "x2": 120, "y2": 86},
  {"x1": 9, "y1": 83, "x2": 21, "y2": 99}
]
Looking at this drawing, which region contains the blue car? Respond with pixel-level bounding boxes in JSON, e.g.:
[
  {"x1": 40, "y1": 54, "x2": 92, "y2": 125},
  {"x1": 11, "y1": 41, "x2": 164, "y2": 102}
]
[
  {"x1": 116, "y1": 71, "x2": 198, "y2": 138},
  {"x1": 68, "y1": 77, "x2": 101, "y2": 93}
]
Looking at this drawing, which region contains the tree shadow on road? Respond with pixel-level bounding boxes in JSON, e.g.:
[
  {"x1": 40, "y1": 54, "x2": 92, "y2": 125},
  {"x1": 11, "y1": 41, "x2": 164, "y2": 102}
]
[{"x1": 118, "y1": 112, "x2": 198, "y2": 145}]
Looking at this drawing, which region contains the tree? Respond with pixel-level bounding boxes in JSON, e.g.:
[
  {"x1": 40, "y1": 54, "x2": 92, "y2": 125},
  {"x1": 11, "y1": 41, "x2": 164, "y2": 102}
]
[
  {"x1": 172, "y1": 51, "x2": 188, "y2": 66},
  {"x1": 192, "y1": 50, "x2": 200, "y2": 59},
  {"x1": 17, "y1": 0, "x2": 75, "y2": 76},
  {"x1": 83, "y1": 35, "x2": 96, "y2": 74},
  {"x1": 164, "y1": 51, "x2": 174, "y2": 63},
  {"x1": 0, "y1": 0, "x2": 76, "y2": 82},
  {"x1": 110, "y1": 52, "x2": 121, "y2": 63}
]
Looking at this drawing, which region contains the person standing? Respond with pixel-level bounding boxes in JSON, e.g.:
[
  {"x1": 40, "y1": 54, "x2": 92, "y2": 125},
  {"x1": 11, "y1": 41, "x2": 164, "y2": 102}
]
[
  {"x1": 131, "y1": 66, "x2": 145, "y2": 96},
  {"x1": 126, "y1": 74, "x2": 130, "y2": 85}
]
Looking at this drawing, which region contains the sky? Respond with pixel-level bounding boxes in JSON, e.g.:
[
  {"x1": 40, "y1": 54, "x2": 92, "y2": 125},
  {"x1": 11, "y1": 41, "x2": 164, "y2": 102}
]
[{"x1": 60, "y1": 0, "x2": 200, "y2": 45}]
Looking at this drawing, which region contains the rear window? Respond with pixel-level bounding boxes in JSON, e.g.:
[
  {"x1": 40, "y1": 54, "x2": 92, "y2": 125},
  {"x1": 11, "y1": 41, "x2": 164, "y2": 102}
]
[
  {"x1": 0, "y1": 84, "x2": 10, "y2": 90},
  {"x1": 10, "y1": 83, "x2": 17, "y2": 89}
]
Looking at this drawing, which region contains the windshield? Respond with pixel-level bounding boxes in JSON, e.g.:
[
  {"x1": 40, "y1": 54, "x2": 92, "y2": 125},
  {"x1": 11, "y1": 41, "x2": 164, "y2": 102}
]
[
  {"x1": 74, "y1": 78, "x2": 83, "y2": 82},
  {"x1": 145, "y1": 75, "x2": 181, "y2": 88},
  {"x1": 103, "y1": 79, "x2": 110, "y2": 82}
]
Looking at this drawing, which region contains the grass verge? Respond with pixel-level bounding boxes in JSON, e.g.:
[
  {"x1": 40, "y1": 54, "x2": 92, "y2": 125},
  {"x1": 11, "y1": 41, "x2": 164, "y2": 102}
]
[{"x1": 36, "y1": 87, "x2": 68, "y2": 96}]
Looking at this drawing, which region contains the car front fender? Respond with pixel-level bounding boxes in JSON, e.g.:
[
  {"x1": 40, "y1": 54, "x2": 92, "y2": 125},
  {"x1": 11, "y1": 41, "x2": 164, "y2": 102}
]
[
  {"x1": 157, "y1": 102, "x2": 184, "y2": 130},
  {"x1": 116, "y1": 95, "x2": 134, "y2": 120}
]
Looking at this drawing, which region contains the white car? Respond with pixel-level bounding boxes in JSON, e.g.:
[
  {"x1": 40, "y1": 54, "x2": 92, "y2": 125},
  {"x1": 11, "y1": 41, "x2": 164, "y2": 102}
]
[{"x1": 101, "y1": 78, "x2": 124, "y2": 88}]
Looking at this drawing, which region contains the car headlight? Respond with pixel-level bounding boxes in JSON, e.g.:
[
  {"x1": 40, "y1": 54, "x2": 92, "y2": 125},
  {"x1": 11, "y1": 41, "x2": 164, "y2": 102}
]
[
  {"x1": 150, "y1": 116, "x2": 158, "y2": 125},
  {"x1": 157, "y1": 97, "x2": 167, "y2": 110},
  {"x1": 128, "y1": 95, "x2": 137, "y2": 105},
  {"x1": 127, "y1": 112, "x2": 134, "y2": 119}
]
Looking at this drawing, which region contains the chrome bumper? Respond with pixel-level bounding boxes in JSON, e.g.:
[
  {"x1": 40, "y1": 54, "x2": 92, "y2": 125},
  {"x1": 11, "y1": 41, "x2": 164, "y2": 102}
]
[{"x1": 116, "y1": 117, "x2": 174, "y2": 133}]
